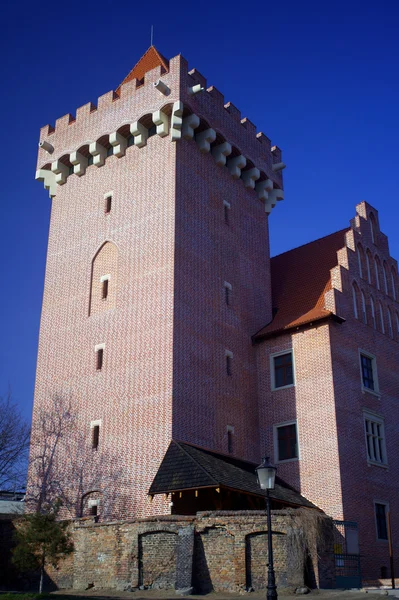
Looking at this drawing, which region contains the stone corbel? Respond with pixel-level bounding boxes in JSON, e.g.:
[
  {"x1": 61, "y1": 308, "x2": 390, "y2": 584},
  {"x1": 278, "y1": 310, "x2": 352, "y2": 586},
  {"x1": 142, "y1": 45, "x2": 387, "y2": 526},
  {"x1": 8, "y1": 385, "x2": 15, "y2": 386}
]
[
  {"x1": 195, "y1": 128, "x2": 216, "y2": 153},
  {"x1": 130, "y1": 122, "x2": 148, "y2": 148},
  {"x1": 70, "y1": 151, "x2": 88, "y2": 176},
  {"x1": 152, "y1": 110, "x2": 169, "y2": 137},
  {"x1": 241, "y1": 167, "x2": 260, "y2": 189},
  {"x1": 227, "y1": 155, "x2": 246, "y2": 179},
  {"x1": 211, "y1": 142, "x2": 232, "y2": 167},
  {"x1": 51, "y1": 160, "x2": 69, "y2": 185},
  {"x1": 89, "y1": 142, "x2": 107, "y2": 167},
  {"x1": 182, "y1": 114, "x2": 200, "y2": 140},
  {"x1": 272, "y1": 162, "x2": 286, "y2": 172},
  {"x1": 110, "y1": 131, "x2": 127, "y2": 157},
  {"x1": 35, "y1": 169, "x2": 57, "y2": 198},
  {"x1": 265, "y1": 188, "x2": 284, "y2": 213},
  {"x1": 255, "y1": 179, "x2": 273, "y2": 201},
  {"x1": 171, "y1": 101, "x2": 184, "y2": 141}
]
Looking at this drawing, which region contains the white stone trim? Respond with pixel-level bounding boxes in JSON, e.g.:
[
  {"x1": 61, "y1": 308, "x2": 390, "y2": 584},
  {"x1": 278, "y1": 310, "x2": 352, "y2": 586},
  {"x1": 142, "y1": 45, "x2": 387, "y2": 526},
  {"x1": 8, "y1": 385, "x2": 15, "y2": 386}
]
[
  {"x1": 109, "y1": 131, "x2": 127, "y2": 157},
  {"x1": 212, "y1": 142, "x2": 232, "y2": 167},
  {"x1": 90, "y1": 419, "x2": 102, "y2": 428},
  {"x1": 196, "y1": 128, "x2": 216, "y2": 153},
  {"x1": 89, "y1": 141, "x2": 106, "y2": 167},
  {"x1": 225, "y1": 349, "x2": 233, "y2": 358},
  {"x1": 171, "y1": 101, "x2": 184, "y2": 141},
  {"x1": 70, "y1": 151, "x2": 88, "y2": 176},
  {"x1": 95, "y1": 343, "x2": 105, "y2": 352},
  {"x1": 51, "y1": 160, "x2": 69, "y2": 185},
  {"x1": 100, "y1": 274, "x2": 111, "y2": 283},
  {"x1": 182, "y1": 114, "x2": 200, "y2": 140},
  {"x1": 104, "y1": 191, "x2": 113, "y2": 200},
  {"x1": 223, "y1": 281, "x2": 232, "y2": 290},
  {"x1": 241, "y1": 167, "x2": 260, "y2": 189},
  {"x1": 223, "y1": 200, "x2": 231, "y2": 209},
  {"x1": 153, "y1": 110, "x2": 169, "y2": 137},
  {"x1": 35, "y1": 169, "x2": 57, "y2": 198},
  {"x1": 130, "y1": 122, "x2": 148, "y2": 148},
  {"x1": 227, "y1": 155, "x2": 246, "y2": 179},
  {"x1": 226, "y1": 425, "x2": 235, "y2": 433},
  {"x1": 88, "y1": 499, "x2": 99, "y2": 508}
]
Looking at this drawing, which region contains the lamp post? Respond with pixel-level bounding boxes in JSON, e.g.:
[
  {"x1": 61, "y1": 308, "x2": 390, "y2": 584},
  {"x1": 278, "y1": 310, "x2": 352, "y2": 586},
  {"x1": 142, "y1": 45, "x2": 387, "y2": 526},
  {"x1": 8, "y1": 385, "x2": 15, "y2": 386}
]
[{"x1": 256, "y1": 456, "x2": 278, "y2": 600}]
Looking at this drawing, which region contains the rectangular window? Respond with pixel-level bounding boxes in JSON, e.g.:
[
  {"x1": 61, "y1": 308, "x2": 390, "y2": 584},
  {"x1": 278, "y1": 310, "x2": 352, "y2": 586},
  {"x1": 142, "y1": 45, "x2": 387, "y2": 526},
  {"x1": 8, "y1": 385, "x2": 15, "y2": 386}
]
[
  {"x1": 361, "y1": 354, "x2": 374, "y2": 390},
  {"x1": 90, "y1": 504, "x2": 98, "y2": 516},
  {"x1": 102, "y1": 279, "x2": 109, "y2": 300},
  {"x1": 226, "y1": 355, "x2": 232, "y2": 376},
  {"x1": 359, "y1": 351, "x2": 379, "y2": 393},
  {"x1": 96, "y1": 348, "x2": 104, "y2": 371},
  {"x1": 275, "y1": 422, "x2": 298, "y2": 462},
  {"x1": 105, "y1": 195, "x2": 112, "y2": 214},
  {"x1": 92, "y1": 425, "x2": 100, "y2": 450},
  {"x1": 227, "y1": 430, "x2": 233, "y2": 454},
  {"x1": 272, "y1": 351, "x2": 294, "y2": 389},
  {"x1": 375, "y1": 502, "x2": 388, "y2": 540},
  {"x1": 364, "y1": 413, "x2": 387, "y2": 465},
  {"x1": 224, "y1": 201, "x2": 231, "y2": 225},
  {"x1": 224, "y1": 282, "x2": 232, "y2": 306}
]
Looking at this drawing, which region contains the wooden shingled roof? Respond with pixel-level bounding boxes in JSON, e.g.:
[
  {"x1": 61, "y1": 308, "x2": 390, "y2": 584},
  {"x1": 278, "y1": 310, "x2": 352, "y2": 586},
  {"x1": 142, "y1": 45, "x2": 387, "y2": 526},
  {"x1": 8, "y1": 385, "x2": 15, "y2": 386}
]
[
  {"x1": 116, "y1": 46, "x2": 169, "y2": 93},
  {"x1": 149, "y1": 441, "x2": 318, "y2": 509},
  {"x1": 254, "y1": 229, "x2": 348, "y2": 341}
]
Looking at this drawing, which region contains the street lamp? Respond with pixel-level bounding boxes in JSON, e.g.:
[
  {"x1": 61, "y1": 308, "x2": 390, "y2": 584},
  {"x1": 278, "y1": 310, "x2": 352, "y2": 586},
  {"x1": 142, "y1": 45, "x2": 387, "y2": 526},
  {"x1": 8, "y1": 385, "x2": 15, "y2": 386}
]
[{"x1": 256, "y1": 456, "x2": 278, "y2": 600}]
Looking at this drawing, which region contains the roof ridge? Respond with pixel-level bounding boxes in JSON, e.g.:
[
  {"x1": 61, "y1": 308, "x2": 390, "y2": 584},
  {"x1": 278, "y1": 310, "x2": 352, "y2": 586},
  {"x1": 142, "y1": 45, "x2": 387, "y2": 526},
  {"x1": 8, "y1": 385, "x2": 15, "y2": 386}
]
[
  {"x1": 173, "y1": 440, "x2": 219, "y2": 486},
  {"x1": 116, "y1": 46, "x2": 169, "y2": 93},
  {"x1": 272, "y1": 227, "x2": 349, "y2": 260}
]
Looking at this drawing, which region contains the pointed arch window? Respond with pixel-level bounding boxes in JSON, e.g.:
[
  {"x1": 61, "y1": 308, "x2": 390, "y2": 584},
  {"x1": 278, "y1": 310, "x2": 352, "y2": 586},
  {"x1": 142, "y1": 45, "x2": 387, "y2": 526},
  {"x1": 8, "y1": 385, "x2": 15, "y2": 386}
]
[
  {"x1": 396, "y1": 312, "x2": 399, "y2": 336},
  {"x1": 366, "y1": 251, "x2": 372, "y2": 284},
  {"x1": 370, "y1": 296, "x2": 376, "y2": 329},
  {"x1": 352, "y1": 283, "x2": 360, "y2": 319},
  {"x1": 378, "y1": 302, "x2": 385, "y2": 334},
  {"x1": 383, "y1": 262, "x2": 389, "y2": 295},
  {"x1": 370, "y1": 213, "x2": 377, "y2": 245},
  {"x1": 374, "y1": 256, "x2": 381, "y2": 290},
  {"x1": 357, "y1": 244, "x2": 365, "y2": 279},
  {"x1": 391, "y1": 269, "x2": 397, "y2": 300},
  {"x1": 387, "y1": 308, "x2": 393, "y2": 338},
  {"x1": 361, "y1": 291, "x2": 367, "y2": 324}
]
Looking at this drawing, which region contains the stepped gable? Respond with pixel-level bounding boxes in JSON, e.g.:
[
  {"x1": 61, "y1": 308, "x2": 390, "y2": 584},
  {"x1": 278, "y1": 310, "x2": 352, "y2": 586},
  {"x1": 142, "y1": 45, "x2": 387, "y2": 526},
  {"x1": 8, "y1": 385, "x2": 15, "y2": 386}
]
[
  {"x1": 149, "y1": 440, "x2": 317, "y2": 509},
  {"x1": 254, "y1": 229, "x2": 348, "y2": 340},
  {"x1": 116, "y1": 46, "x2": 169, "y2": 93}
]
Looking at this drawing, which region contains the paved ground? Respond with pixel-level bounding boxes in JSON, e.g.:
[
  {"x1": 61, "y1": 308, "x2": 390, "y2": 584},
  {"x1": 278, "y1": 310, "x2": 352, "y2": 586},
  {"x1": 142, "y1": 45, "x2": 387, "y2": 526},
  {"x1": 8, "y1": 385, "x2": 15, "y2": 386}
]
[{"x1": 51, "y1": 588, "x2": 398, "y2": 600}]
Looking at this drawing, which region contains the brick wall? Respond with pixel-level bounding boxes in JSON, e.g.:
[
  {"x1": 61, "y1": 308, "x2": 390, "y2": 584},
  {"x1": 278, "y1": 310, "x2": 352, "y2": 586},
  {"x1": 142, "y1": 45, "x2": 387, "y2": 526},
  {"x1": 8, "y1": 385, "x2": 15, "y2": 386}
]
[{"x1": 0, "y1": 510, "x2": 334, "y2": 593}]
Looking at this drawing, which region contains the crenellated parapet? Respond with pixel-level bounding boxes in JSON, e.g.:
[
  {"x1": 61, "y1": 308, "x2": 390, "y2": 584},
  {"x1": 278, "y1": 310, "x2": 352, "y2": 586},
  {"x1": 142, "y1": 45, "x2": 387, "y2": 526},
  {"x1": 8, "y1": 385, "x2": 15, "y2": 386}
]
[{"x1": 37, "y1": 52, "x2": 285, "y2": 213}]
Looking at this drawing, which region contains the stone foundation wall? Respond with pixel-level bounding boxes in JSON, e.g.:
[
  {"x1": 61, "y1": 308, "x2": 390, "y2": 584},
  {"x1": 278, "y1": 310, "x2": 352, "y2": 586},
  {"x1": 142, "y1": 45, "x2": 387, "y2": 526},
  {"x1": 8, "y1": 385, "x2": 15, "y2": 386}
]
[{"x1": 0, "y1": 509, "x2": 335, "y2": 593}]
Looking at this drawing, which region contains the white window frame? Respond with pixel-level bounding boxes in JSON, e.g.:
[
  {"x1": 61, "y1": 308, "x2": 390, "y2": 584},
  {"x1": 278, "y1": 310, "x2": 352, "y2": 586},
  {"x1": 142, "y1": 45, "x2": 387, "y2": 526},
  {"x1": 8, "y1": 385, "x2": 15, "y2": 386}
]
[
  {"x1": 273, "y1": 420, "x2": 299, "y2": 464},
  {"x1": 363, "y1": 410, "x2": 387, "y2": 467},
  {"x1": 359, "y1": 349, "x2": 380, "y2": 396},
  {"x1": 270, "y1": 349, "x2": 295, "y2": 391},
  {"x1": 374, "y1": 500, "x2": 389, "y2": 542}
]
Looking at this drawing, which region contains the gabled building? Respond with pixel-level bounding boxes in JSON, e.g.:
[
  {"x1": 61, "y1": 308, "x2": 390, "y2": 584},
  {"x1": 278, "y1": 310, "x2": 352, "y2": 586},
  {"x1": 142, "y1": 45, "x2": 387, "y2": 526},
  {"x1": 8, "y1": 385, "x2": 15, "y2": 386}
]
[
  {"x1": 254, "y1": 202, "x2": 399, "y2": 582},
  {"x1": 30, "y1": 47, "x2": 399, "y2": 582}
]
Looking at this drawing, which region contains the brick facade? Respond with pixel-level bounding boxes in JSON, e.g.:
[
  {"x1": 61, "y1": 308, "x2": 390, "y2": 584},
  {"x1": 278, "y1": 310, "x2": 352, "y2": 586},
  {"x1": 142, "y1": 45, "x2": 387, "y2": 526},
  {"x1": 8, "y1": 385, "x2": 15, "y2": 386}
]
[{"x1": 29, "y1": 46, "x2": 399, "y2": 584}]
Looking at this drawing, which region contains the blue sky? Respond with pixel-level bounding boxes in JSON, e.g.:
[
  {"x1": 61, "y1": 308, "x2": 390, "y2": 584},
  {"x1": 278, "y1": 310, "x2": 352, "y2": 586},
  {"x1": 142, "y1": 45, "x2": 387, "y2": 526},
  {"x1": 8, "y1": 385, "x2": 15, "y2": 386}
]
[{"x1": 1, "y1": 0, "x2": 398, "y2": 420}]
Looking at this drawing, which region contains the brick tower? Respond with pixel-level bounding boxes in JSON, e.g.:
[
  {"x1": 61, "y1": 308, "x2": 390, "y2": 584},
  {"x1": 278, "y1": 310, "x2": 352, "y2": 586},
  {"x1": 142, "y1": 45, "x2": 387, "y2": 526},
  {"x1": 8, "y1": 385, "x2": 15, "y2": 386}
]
[{"x1": 30, "y1": 47, "x2": 285, "y2": 519}]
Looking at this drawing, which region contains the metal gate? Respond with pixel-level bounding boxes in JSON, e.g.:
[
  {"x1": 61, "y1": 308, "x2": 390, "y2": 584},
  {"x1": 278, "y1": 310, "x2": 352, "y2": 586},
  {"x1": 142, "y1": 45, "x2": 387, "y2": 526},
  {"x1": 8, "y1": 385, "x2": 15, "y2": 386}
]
[{"x1": 333, "y1": 520, "x2": 361, "y2": 588}]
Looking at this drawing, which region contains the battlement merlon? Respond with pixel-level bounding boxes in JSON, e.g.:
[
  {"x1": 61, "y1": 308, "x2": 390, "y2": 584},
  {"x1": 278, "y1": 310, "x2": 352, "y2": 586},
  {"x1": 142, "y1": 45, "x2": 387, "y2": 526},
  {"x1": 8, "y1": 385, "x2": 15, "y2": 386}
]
[{"x1": 37, "y1": 52, "x2": 284, "y2": 185}]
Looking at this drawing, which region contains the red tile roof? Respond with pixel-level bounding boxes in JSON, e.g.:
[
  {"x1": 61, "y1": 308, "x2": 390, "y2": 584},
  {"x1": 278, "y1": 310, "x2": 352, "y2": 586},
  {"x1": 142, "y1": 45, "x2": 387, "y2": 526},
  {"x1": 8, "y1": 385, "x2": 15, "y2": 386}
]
[
  {"x1": 254, "y1": 229, "x2": 348, "y2": 340},
  {"x1": 116, "y1": 46, "x2": 169, "y2": 93}
]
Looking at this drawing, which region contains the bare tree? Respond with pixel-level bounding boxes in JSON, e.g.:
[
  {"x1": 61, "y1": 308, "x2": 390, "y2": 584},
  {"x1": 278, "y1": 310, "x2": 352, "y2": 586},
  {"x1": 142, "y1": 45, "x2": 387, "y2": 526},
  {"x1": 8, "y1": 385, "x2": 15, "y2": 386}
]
[
  {"x1": 0, "y1": 393, "x2": 30, "y2": 490},
  {"x1": 27, "y1": 395, "x2": 125, "y2": 519}
]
